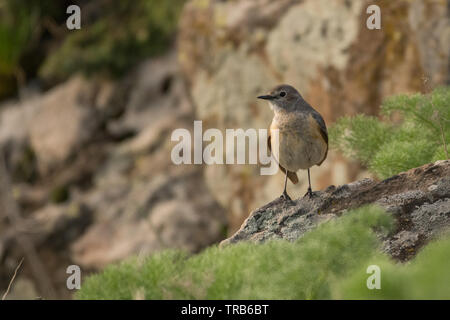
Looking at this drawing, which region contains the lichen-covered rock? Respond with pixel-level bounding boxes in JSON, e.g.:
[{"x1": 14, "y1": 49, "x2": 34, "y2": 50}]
[{"x1": 221, "y1": 160, "x2": 450, "y2": 261}]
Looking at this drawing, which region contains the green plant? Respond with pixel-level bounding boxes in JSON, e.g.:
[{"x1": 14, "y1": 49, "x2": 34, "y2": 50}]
[
  {"x1": 334, "y1": 233, "x2": 450, "y2": 299},
  {"x1": 40, "y1": 0, "x2": 185, "y2": 81},
  {"x1": 0, "y1": 1, "x2": 36, "y2": 74},
  {"x1": 76, "y1": 205, "x2": 450, "y2": 300},
  {"x1": 76, "y1": 250, "x2": 187, "y2": 300},
  {"x1": 76, "y1": 205, "x2": 394, "y2": 300},
  {"x1": 0, "y1": 0, "x2": 38, "y2": 97},
  {"x1": 329, "y1": 87, "x2": 450, "y2": 178}
]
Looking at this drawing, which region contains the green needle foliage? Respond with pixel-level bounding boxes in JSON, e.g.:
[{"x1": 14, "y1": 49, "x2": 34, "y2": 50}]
[
  {"x1": 76, "y1": 206, "x2": 395, "y2": 300},
  {"x1": 76, "y1": 205, "x2": 450, "y2": 300},
  {"x1": 329, "y1": 87, "x2": 450, "y2": 179},
  {"x1": 334, "y1": 233, "x2": 450, "y2": 299}
]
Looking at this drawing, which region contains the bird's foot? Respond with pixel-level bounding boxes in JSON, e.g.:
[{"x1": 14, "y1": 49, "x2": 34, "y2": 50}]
[
  {"x1": 304, "y1": 188, "x2": 315, "y2": 198},
  {"x1": 280, "y1": 190, "x2": 292, "y2": 202}
]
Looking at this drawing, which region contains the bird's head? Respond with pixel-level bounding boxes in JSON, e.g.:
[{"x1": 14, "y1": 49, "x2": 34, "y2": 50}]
[{"x1": 257, "y1": 84, "x2": 302, "y2": 112}]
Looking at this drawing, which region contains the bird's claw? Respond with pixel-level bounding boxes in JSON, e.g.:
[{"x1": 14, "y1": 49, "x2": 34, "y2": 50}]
[
  {"x1": 304, "y1": 188, "x2": 315, "y2": 198},
  {"x1": 280, "y1": 191, "x2": 292, "y2": 202}
]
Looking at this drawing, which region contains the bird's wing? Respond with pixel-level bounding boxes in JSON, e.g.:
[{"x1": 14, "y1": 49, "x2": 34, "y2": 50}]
[
  {"x1": 268, "y1": 131, "x2": 299, "y2": 184},
  {"x1": 310, "y1": 112, "x2": 328, "y2": 165},
  {"x1": 311, "y1": 112, "x2": 328, "y2": 144}
]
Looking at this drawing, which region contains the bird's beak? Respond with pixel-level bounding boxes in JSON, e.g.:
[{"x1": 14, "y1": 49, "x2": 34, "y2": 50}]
[{"x1": 257, "y1": 94, "x2": 275, "y2": 100}]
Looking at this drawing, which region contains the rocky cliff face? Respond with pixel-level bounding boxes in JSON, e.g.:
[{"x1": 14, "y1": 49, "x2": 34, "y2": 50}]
[
  {"x1": 221, "y1": 160, "x2": 450, "y2": 262},
  {"x1": 178, "y1": 0, "x2": 450, "y2": 230},
  {"x1": 0, "y1": 52, "x2": 226, "y2": 299}
]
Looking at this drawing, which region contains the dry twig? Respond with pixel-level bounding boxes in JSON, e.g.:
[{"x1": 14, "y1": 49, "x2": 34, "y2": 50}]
[
  {"x1": 0, "y1": 152, "x2": 56, "y2": 299},
  {"x1": 1, "y1": 257, "x2": 24, "y2": 300}
]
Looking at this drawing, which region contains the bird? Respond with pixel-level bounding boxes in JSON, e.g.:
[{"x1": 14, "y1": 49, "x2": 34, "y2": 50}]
[{"x1": 258, "y1": 84, "x2": 328, "y2": 201}]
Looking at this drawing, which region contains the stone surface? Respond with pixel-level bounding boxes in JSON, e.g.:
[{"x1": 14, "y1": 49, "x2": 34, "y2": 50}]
[
  {"x1": 221, "y1": 160, "x2": 450, "y2": 261},
  {"x1": 0, "y1": 202, "x2": 93, "y2": 255},
  {"x1": 28, "y1": 76, "x2": 102, "y2": 174},
  {"x1": 71, "y1": 166, "x2": 226, "y2": 269}
]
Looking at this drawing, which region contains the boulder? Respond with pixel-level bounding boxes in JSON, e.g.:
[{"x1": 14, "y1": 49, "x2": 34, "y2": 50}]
[
  {"x1": 72, "y1": 167, "x2": 226, "y2": 269},
  {"x1": 221, "y1": 160, "x2": 450, "y2": 262},
  {"x1": 28, "y1": 76, "x2": 102, "y2": 175}
]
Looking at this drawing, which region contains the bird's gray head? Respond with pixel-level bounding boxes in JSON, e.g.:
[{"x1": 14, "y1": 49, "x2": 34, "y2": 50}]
[{"x1": 257, "y1": 84, "x2": 303, "y2": 112}]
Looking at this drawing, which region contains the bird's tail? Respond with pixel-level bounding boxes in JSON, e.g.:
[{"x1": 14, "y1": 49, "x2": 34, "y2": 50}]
[{"x1": 279, "y1": 165, "x2": 299, "y2": 184}]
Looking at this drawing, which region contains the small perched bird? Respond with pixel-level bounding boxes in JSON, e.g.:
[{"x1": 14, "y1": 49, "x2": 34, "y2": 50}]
[{"x1": 258, "y1": 84, "x2": 328, "y2": 200}]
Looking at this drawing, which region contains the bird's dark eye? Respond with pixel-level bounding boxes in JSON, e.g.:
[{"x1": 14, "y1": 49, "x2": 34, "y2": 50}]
[{"x1": 280, "y1": 91, "x2": 286, "y2": 97}]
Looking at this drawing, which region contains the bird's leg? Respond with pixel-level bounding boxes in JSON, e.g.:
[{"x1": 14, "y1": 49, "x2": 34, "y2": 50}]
[
  {"x1": 280, "y1": 170, "x2": 292, "y2": 201},
  {"x1": 304, "y1": 168, "x2": 314, "y2": 198}
]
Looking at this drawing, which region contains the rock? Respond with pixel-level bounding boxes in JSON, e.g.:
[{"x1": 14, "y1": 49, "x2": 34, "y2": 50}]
[
  {"x1": 221, "y1": 160, "x2": 450, "y2": 261},
  {"x1": 1, "y1": 277, "x2": 38, "y2": 300},
  {"x1": 60, "y1": 52, "x2": 225, "y2": 270},
  {"x1": 0, "y1": 202, "x2": 92, "y2": 260},
  {"x1": 178, "y1": 0, "x2": 450, "y2": 231},
  {"x1": 28, "y1": 76, "x2": 101, "y2": 174},
  {"x1": 68, "y1": 81, "x2": 226, "y2": 268},
  {"x1": 31, "y1": 203, "x2": 93, "y2": 249},
  {"x1": 108, "y1": 51, "x2": 192, "y2": 136},
  {"x1": 71, "y1": 166, "x2": 226, "y2": 269},
  {"x1": 0, "y1": 97, "x2": 40, "y2": 182},
  {"x1": 0, "y1": 98, "x2": 38, "y2": 148},
  {"x1": 266, "y1": 0, "x2": 364, "y2": 91},
  {"x1": 0, "y1": 51, "x2": 227, "y2": 297}
]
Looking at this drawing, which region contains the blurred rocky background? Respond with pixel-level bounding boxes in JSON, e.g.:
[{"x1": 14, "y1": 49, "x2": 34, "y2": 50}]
[{"x1": 0, "y1": 0, "x2": 448, "y2": 299}]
